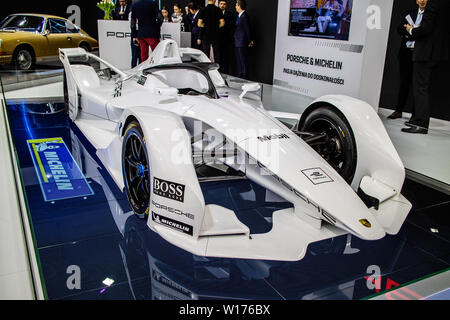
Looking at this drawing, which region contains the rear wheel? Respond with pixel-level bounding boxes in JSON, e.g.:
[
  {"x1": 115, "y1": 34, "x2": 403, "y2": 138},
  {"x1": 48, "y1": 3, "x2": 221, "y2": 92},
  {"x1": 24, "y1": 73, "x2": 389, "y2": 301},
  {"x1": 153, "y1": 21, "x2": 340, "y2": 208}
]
[
  {"x1": 13, "y1": 47, "x2": 34, "y2": 70},
  {"x1": 122, "y1": 122, "x2": 151, "y2": 218},
  {"x1": 79, "y1": 43, "x2": 90, "y2": 52},
  {"x1": 301, "y1": 106, "x2": 357, "y2": 184}
]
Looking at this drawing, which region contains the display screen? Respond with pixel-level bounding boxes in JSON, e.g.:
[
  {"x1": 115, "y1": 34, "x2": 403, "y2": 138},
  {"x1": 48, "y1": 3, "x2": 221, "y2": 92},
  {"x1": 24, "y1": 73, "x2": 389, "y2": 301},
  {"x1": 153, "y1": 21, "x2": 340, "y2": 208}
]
[{"x1": 288, "y1": 0, "x2": 353, "y2": 41}]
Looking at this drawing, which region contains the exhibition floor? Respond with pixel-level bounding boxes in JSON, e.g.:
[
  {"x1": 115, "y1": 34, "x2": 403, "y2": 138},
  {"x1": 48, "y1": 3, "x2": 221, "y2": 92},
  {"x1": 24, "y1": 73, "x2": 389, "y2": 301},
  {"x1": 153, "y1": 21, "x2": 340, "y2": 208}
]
[
  {"x1": 4, "y1": 97, "x2": 450, "y2": 300},
  {"x1": 379, "y1": 108, "x2": 450, "y2": 191},
  {"x1": 0, "y1": 68, "x2": 448, "y2": 300}
]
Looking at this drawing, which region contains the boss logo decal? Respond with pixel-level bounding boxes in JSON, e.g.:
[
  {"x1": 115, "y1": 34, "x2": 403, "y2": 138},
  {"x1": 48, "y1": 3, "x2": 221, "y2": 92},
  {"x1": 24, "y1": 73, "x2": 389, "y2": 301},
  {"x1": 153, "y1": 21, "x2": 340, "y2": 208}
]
[
  {"x1": 153, "y1": 177, "x2": 185, "y2": 202},
  {"x1": 152, "y1": 211, "x2": 193, "y2": 235}
]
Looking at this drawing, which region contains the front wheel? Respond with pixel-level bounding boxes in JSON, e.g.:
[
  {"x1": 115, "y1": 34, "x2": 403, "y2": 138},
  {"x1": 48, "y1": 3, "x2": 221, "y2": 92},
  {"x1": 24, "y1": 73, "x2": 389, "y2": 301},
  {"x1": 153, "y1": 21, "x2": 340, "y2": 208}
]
[
  {"x1": 122, "y1": 122, "x2": 151, "y2": 218},
  {"x1": 300, "y1": 106, "x2": 357, "y2": 184}
]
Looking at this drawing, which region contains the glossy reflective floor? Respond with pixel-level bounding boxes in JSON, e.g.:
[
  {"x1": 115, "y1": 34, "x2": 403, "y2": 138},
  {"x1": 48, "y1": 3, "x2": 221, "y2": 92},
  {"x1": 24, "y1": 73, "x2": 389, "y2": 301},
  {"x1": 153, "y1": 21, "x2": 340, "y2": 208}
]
[{"x1": 7, "y1": 102, "x2": 450, "y2": 300}]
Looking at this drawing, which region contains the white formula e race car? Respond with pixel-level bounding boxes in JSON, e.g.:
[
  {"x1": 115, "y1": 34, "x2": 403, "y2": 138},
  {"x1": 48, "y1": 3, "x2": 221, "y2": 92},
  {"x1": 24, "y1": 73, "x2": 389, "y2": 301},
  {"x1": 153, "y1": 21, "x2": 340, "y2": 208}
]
[{"x1": 59, "y1": 40, "x2": 411, "y2": 261}]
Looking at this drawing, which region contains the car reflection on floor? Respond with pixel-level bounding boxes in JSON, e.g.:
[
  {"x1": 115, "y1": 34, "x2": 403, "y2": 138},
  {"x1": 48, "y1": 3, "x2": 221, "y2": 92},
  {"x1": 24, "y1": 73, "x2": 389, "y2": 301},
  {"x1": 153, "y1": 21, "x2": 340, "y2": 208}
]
[{"x1": 6, "y1": 102, "x2": 450, "y2": 300}]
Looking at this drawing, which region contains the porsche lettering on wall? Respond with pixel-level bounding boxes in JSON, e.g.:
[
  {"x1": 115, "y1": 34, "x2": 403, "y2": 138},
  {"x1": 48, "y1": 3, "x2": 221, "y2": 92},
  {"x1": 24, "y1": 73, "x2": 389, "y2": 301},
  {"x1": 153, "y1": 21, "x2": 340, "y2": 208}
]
[
  {"x1": 106, "y1": 31, "x2": 132, "y2": 38},
  {"x1": 59, "y1": 40, "x2": 412, "y2": 261}
]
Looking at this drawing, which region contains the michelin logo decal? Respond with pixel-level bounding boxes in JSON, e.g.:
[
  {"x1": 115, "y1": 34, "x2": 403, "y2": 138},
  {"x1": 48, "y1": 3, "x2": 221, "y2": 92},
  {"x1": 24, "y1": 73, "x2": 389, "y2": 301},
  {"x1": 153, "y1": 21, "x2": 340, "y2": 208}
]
[
  {"x1": 27, "y1": 137, "x2": 94, "y2": 201},
  {"x1": 152, "y1": 211, "x2": 193, "y2": 236}
]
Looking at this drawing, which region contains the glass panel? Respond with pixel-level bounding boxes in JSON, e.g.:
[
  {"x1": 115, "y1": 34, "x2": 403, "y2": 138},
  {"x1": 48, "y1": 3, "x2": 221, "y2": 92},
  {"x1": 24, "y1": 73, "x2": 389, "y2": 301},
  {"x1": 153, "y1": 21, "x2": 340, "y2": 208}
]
[
  {"x1": 0, "y1": 15, "x2": 45, "y2": 32},
  {"x1": 48, "y1": 18, "x2": 67, "y2": 34},
  {"x1": 66, "y1": 20, "x2": 79, "y2": 34}
]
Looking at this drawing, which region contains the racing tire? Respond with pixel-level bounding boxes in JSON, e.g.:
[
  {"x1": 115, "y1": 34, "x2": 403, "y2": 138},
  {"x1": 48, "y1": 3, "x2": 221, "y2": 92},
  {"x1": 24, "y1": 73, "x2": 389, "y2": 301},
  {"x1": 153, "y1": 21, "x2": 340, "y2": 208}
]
[
  {"x1": 122, "y1": 121, "x2": 151, "y2": 219},
  {"x1": 301, "y1": 106, "x2": 357, "y2": 184}
]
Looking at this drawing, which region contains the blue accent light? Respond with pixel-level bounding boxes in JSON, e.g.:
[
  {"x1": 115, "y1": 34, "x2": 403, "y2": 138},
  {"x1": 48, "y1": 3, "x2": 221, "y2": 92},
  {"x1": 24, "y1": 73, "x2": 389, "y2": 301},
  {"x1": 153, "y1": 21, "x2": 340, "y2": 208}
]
[{"x1": 21, "y1": 102, "x2": 35, "y2": 140}]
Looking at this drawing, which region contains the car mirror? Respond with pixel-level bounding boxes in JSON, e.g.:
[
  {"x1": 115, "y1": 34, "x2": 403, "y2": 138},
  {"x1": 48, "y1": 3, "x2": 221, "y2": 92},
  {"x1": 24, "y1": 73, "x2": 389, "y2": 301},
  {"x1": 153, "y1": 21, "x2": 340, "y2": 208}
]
[
  {"x1": 239, "y1": 82, "x2": 261, "y2": 100},
  {"x1": 42, "y1": 29, "x2": 50, "y2": 36}
]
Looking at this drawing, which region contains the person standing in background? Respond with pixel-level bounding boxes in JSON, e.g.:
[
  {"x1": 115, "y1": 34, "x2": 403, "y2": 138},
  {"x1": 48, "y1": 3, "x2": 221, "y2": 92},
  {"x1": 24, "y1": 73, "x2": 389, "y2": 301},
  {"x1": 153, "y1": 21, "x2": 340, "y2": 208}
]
[
  {"x1": 387, "y1": 0, "x2": 428, "y2": 120},
  {"x1": 218, "y1": 0, "x2": 235, "y2": 74},
  {"x1": 188, "y1": 2, "x2": 202, "y2": 50},
  {"x1": 184, "y1": 4, "x2": 193, "y2": 32},
  {"x1": 131, "y1": 0, "x2": 162, "y2": 62},
  {"x1": 234, "y1": 0, "x2": 254, "y2": 79},
  {"x1": 129, "y1": 0, "x2": 140, "y2": 67},
  {"x1": 401, "y1": 0, "x2": 448, "y2": 134},
  {"x1": 114, "y1": 0, "x2": 131, "y2": 20},
  {"x1": 161, "y1": 6, "x2": 171, "y2": 23},
  {"x1": 198, "y1": 0, "x2": 225, "y2": 63},
  {"x1": 172, "y1": 3, "x2": 190, "y2": 31}
]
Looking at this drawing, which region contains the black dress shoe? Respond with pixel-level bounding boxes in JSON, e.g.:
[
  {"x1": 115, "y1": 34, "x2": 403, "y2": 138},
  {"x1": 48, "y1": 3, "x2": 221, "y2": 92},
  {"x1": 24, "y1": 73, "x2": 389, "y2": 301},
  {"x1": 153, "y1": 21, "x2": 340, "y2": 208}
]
[
  {"x1": 404, "y1": 118, "x2": 418, "y2": 127},
  {"x1": 401, "y1": 126, "x2": 428, "y2": 134},
  {"x1": 387, "y1": 111, "x2": 402, "y2": 119}
]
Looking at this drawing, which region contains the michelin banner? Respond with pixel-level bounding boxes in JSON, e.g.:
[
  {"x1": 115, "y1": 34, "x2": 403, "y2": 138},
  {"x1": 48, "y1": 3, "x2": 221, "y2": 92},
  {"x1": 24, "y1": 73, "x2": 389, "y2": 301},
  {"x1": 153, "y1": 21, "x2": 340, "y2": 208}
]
[
  {"x1": 274, "y1": 0, "x2": 393, "y2": 109},
  {"x1": 27, "y1": 137, "x2": 94, "y2": 202}
]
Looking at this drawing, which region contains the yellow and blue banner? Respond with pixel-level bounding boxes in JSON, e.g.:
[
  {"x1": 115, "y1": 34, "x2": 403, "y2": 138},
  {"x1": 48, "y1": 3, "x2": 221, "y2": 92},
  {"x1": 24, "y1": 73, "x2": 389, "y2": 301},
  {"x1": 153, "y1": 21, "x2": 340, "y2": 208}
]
[{"x1": 27, "y1": 137, "x2": 94, "y2": 202}]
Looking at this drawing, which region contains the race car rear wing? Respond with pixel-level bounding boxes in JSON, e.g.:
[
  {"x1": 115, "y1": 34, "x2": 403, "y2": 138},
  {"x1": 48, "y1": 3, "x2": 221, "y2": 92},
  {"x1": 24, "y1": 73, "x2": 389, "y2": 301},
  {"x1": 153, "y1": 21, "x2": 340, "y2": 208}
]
[{"x1": 59, "y1": 48, "x2": 127, "y2": 79}]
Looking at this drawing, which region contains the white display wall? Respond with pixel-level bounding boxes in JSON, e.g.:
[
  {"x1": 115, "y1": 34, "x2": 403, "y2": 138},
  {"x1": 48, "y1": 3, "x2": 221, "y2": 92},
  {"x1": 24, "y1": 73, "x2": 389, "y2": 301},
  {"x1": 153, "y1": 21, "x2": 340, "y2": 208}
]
[
  {"x1": 98, "y1": 20, "x2": 191, "y2": 70},
  {"x1": 273, "y1": 0, "x2": 393, "y2": 110}
]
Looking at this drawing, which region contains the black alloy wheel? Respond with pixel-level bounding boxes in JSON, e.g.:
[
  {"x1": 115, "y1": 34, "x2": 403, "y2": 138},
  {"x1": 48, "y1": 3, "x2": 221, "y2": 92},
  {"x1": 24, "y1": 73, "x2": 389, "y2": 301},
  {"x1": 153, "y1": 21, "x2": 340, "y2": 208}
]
[
  {"x1": 122, "y1": 122, "x2": 151, "y2": 218},
  {"x1": 301, "y1": 106, "x2": 357, "y2": 184}
]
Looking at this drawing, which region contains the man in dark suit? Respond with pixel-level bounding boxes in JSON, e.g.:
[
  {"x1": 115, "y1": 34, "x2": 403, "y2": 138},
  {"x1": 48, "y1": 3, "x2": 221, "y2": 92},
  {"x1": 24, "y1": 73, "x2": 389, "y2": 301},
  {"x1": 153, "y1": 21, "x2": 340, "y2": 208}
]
[
  {"x1": 218, "y1": 0, "x2": 235, "y2": 74},
  {"x1": 234, "y1": 0, "x2": 254, "y2": 79},
  {"x1": 387, "y1": 0, "x2": 427, "y2": 120},
  {"x1": 184, "y1": 4, "x2": 193, "y2": 32},
  {"x1": 114, "y1": 0, "x2": 131, "y2": 21},
  {"x1": 131, "y1": 0, "x2": 162, "y2": 62},
  {"x1": 188, "y1": 2, "x2": 202, "y2": 50},
  {"x1": 402, "y1": 0, "x2": 449, "y2": 134}
]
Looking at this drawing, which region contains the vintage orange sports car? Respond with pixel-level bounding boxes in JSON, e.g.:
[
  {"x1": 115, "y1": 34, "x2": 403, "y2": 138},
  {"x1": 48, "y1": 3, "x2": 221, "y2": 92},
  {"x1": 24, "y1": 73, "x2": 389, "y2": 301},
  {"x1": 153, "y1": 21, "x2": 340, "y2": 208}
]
[{"x1": 0, "y1": 13, "x2": 98, "y2": 70}]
